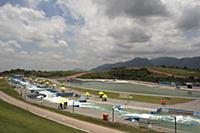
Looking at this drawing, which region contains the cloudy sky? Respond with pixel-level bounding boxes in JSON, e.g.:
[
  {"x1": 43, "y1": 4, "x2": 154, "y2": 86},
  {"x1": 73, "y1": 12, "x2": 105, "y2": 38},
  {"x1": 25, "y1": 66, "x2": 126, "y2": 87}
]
[{"x1": 0, "y1": 0, "x2": 200, "y2": 71}]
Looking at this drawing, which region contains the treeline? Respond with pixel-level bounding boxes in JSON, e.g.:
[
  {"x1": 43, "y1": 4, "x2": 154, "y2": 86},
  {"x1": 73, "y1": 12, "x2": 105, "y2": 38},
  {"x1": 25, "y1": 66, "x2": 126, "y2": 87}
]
[
  {"x1": 0, "y1": 69, "x2": 78, "y2": 78},
  {"x1": 80, "y1": 67, "x2": 200, "y2": 83}
]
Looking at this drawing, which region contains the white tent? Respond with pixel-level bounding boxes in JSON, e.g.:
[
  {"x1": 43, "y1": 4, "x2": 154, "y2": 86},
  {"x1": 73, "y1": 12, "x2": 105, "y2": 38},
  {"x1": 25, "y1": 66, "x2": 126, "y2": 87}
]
[
  {"x1": 39, "y1": 91, "x2": 57, "y2": 98},
  {"x1": 27, "y1": 85, "x2": 44, "y2": 91},
  {"x1": 43, "y1": 96, "x2": 85, "y2": 107}
]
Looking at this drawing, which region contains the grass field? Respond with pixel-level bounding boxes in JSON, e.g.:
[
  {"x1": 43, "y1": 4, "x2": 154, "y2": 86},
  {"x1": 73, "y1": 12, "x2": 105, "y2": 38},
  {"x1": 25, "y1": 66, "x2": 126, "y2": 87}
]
[
  {"x1": 0, "y1": 79, "x2": 160, "y2": 133},
  {"x1": 149, "y1": 67, "x2": 200, "y2": 78},
  {"x1": 121, "y1": 94, "x2": 192, "y2": 105},
  {"x1": 0, "y1": 100, "x2": 86, "y2": 133},
  {"x1": 0, "y1": 79, "x2": 23, "y2": 100}
]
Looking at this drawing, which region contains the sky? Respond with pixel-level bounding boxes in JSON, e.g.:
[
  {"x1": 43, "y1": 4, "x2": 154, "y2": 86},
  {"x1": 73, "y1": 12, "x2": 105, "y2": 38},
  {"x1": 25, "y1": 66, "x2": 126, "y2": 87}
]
[{"x1": 0, "y1": 0, "x2": 200, "y2": 71}]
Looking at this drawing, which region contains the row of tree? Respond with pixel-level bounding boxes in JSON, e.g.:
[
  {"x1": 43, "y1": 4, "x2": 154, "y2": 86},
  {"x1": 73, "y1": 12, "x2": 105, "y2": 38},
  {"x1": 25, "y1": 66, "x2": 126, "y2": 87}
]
[{"x1": 0, "y1": 69, "x2": 77, "y2": 78}]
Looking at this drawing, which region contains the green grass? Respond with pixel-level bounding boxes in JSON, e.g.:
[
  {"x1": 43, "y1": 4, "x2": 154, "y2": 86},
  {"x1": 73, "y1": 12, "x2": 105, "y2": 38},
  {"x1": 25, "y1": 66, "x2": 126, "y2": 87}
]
[
  {"x1": 120, "y1": 94, "x2": 192, "y2": 105},
  {"x1": 69, "y1": 86, "x2": 193, "y2": 105},
  {"x1": 0, "y1": 100, "x2": 86, "y2": 133},
  {"x1": 0, "y1": 79, "x2": 23, "y2": 100},
  {"x1": 150, "y1": 67, "x2": 200, "y2": 78},
  {"x1": 0, "y1": 79, "x2": 160, "y2": 133}
]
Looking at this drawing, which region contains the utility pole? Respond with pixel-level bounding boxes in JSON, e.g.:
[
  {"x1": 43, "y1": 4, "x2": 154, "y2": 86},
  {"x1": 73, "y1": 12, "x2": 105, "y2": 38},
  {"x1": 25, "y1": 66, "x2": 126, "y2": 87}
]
[
  {"x1": 23, "y1": 85, "x2": 26, "y2": 100},
  {"x1": 112, "y1": 107, "x2": 115, "y2": 123},
  {"x1": 25, "y1": 89, "x2": 26, "y2": 100},
  {"x1": 41, "y1": 96, "x2": 43, "y2": 104},
  {"x1": 174, "y1": 116, "x2": 177, "y2": 133},
  {"x1": 172, "y1": 116, "x2": 177, "y2": 133},
  {"x1": 20, "y1": 86, "x2": 22, "y2": 96},
  {"x1": 72, "y1": 101, "x2": 75, "y2": 113}
]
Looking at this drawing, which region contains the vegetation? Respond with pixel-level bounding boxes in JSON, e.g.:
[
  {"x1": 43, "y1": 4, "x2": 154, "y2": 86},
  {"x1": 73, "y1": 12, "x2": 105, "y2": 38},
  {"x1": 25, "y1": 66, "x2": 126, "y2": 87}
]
[
  {"x1": 0, "y1": 69, "x2": 78, "y2": 78},
  {"x1": 0, "y1": 100, "x2": 86, "y2": 133},
  {"x1": 0, "y1": 79, "x2": 159, "y2": 133},
  {"x1": 81, "y1": 67, "x2": 200, "y2": 83},
  {"x1": 121, "y1": 95, "x2": 192, "y2": 105},
  {"x1": 0, "y1": 79, "x2": 23, "y2": 100},
  {"x1": 149, "y1": 67, "x2": 200, "y2": 78}
]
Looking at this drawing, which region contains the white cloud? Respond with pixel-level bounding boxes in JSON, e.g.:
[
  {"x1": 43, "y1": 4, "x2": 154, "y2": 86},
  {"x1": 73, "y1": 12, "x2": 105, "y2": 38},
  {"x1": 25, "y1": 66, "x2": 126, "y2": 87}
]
[
  {"x1": 0, "y1": 0, "x2": 200, "y2": 71},
  {"x1": 49, "y1": 0, "x2": 200, "y2": 67},
  {"x1": 0, "y1": 4, "x2": 68, "y2": 48},
  {"x1": 0, "y1": 40, "x2": 21, "y2": 54}
]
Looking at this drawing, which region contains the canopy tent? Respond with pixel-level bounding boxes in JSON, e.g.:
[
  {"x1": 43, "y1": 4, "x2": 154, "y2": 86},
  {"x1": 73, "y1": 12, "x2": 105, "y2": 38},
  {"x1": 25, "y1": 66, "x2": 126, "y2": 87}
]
[
  {"x1": 59, "y1": 99, "x2": 68, "y2": 104},
  {"x1": 60, "y1": 87, "x2": 66, "y2": 93},
  {"x1": 85, "y1": 92, "x2": 90, "y2": 96},
  {"x1": 60, "y1": 87, "x2": 66, "y2": 90},
  {"x1": 102, "y1": 94, "x2": 108, "y2": 101},
  {"x1": 52, "y1": 84, "x2": 57, "y2": 87},
  {"x1": 102, "y1": 94, "x2": 108, "y2": 98},
  {"x1": 98, "y1": 91, "x2": 104, "y2": 95}
]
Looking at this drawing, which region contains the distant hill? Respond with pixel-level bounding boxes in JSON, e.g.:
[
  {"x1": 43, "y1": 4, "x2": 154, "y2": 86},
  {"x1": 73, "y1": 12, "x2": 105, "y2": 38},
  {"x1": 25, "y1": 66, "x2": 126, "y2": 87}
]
[
  {"x1": 91, "y1": 57, "x2": 200, "y2": 71},
  {"x1": 71, "y1": 68, "x2": 87, "y2": 72}
]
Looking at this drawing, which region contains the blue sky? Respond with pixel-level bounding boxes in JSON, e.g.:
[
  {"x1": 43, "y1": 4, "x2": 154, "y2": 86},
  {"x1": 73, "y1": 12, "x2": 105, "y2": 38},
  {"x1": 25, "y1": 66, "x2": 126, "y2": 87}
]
[{"x1": 0, "y1": 0, "x2": 200, "y2": 71}]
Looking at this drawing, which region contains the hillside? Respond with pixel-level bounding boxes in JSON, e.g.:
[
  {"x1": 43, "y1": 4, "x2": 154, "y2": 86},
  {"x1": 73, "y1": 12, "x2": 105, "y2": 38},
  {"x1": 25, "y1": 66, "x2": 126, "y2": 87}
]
[
  {"x1": 148, "y1": 67, "x2": 200, "y2": 78},
  {"x1": 81, "y1": 67, "x2": 200, "y2": 83},
  {"x1": 92, "y1": 57, "x2": 200, "y2": 71}
]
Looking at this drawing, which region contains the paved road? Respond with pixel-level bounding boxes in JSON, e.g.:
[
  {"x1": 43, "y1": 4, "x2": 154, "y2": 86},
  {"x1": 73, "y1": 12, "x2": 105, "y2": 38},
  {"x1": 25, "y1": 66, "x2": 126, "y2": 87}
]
[
  {"x1": 88, "y1": 98, "x2": 160, "y2": 112},
  {"x1": 89, "y1": 97, "x2": 200, "y2": 112},
  {"x1": 170, "y1": 99, "x2": 200, "y2": 112},
  {"x1": 0, "y1": 91, "x2": 125, "y2": 133}
]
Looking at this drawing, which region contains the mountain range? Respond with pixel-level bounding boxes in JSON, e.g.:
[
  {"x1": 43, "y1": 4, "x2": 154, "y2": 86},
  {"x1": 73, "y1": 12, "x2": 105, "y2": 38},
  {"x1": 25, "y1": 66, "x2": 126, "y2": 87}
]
[{"x1": 91, "y1": 57, "x2": 200, "y2": 71}]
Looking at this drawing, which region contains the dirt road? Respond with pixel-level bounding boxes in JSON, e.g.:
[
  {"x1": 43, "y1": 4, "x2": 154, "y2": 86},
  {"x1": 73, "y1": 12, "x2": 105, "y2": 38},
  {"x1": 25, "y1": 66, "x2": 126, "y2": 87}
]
[
  {"x1": 58, "y1": 72, "x2": 90, "y2": 81},
  {"x1": 147, "y1": 68, "x2": 185, "y2": 78},
  {"x1": 0, "y1": 91, "x2": 125, "y2": 133}
]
